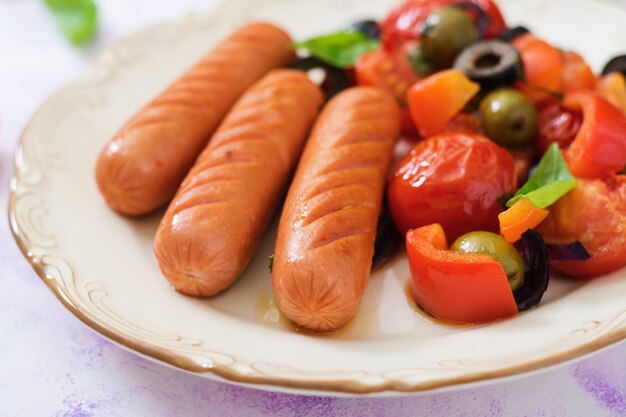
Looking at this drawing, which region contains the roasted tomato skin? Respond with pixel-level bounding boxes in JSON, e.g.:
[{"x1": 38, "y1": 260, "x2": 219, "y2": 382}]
[
  {"x1": 381, "y1": 0, "x2": 507, "y2": 49},
  {"x1": 537, "y1": 176, "x2": 626, "y2": 278},
  {"x1": 388, "y1": 133, "x2": 517, "y2": 241},
  {"x1": 563, "y1": 93, "x2": 626, "y2": 178},
  {"x1": 560, "y1": 51, "x2": 596, "y2": 94},
  {"x1": 355, "y1": 49, "x2": 420, "y2": 135},
  {"x1": 536, "y1": 98, "x2": 583, "y2": 155},
  {"x1": 513, "y1": 34, "x2": 563, "y2": 93}
]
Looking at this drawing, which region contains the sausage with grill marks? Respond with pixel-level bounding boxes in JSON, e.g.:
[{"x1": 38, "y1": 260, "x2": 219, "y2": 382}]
[
  {"x1": 154, "y1": 70, "x2": 323, "y2": 297},
  {"x1": 96, "y1": 22, "x2": 295, "y2": 216},
  {"x1": 272, "y1": 87, "x2": 401, "y2": 332}
]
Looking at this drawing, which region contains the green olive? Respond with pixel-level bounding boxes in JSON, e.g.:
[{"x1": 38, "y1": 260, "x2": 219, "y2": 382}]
[
  {"x1": 479, "y1": 88, "x2": 538, "y2": 147},
  {"x1": 421, "y1": 6, "x2": 478, "y2": 69},
  {"x1": 451, "y1": 231, "x2": 525, "y2": 291}
]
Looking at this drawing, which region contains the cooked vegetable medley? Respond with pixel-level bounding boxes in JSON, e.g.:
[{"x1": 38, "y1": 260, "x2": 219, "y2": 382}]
[{"x1": 295, "y1": 0, "x2": 626, "y2": 324}]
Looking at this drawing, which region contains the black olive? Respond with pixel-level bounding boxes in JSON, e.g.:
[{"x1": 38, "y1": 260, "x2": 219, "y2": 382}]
[
  {"x1": 347, "y1": 19, "x2": 381, "y2": 40},
  {"x1": 454, "y1": 40, "x2": 525, "y2": 89},
  {"x1": 602, "y1": 55, "x2": 626, "y2": 77},
  {"x1": 452, "y1": 2, "x2": 490, "y2": 39},
  {"x1": 499, "y1": 26, "x2": 530, "y2": 42},
  {"x1": 288, "y1": 56, "x2": 352, "y2": 101}
]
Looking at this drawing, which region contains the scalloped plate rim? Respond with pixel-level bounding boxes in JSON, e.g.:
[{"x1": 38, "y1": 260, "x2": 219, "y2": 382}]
[{"x1": 8, "y1": 0, "x2": 626, "y2": 395}]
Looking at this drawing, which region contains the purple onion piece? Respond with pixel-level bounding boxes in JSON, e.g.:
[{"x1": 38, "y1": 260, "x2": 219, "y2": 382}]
[
  {"x1": 546, "y1": 241, "x2": 591, "y2": 261},
  {"x1": 372, "y1": 200, "x2": 403, "y2": 270},
  {"x1": 513, "y1": 230, "x2": 550, "y2": 311}
]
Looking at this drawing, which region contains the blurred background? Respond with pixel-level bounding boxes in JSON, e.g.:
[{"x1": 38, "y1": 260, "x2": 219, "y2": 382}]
[{"x1": 0, "y1": 1, "x2": 625, "y2": 416}]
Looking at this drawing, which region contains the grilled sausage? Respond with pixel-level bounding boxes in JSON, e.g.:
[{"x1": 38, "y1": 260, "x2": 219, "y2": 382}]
[
  {"x1": 96, "y1": 22, "x2": 295, "y2": 216},
  {"x1": 154, "y1": 70, "x2": 323, "y2": 296},
  {"x1": 272, "y1": 87, "x2": 401, "y2": 332}
]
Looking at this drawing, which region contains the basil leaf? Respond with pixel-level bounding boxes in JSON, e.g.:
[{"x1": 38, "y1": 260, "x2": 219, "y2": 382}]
[
  {"x1": 507, "y1": 143, "x2": 577, "y2": 208},
  {"x1": 293, "y1": 31, "x2": 379, "y2": 68},
  {"x1": 44, "y1": 0, "x2": 98, "y2": 46}
]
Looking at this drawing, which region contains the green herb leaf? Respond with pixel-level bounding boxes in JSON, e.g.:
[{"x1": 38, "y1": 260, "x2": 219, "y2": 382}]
[
  {"x1": 44, "y1": 0, "x2": 98, "y2": 46},
  {"x1": 268, "y1": 255, "x2": 274, "y2": 273},
  {"x1": 293, "y1": 31, "x2": 379, "y2": 68},
  {"x1": 507, "y1": 143, "x2": 577, "y2": 208}
]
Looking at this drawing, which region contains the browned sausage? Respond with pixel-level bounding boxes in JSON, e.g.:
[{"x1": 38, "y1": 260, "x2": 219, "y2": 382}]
[
  {"x1": 272, "y1": 87, "x2": 401, "y2": 332},
  {"x1": 96, "y1": 22, "x2": 295, "y2": 216},
  {"x1": 154, "y1": 70, "x2": 323, "y2": 297}
]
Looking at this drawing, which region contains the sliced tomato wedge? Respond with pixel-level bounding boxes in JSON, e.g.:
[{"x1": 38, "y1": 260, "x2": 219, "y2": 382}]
[
  {"x1": 560, "y1": 51, "x2": 596, "y2": 94},
  {"x1": 355, "y1": 49, "x2": 420, "y2": 135},
  {"x1": 563, "y1": 93, "x2": 626, "y2": 178},
  {"x1": 536, "y1": 98, "x2": 583, "y2": 155},
  {"x1": 596, "y1": 72, "x2": 626, "y2": 115},
  {"x1": 406, "y1": 223, "x2": 518, "y2": 323},
  {"x1": 355, "y1": 49, "x2": 419, "y2": 100},
  {"x1": 513, "y1": 34, "x2": 563, "y2": 101},
  {"x1": 537, "y1": 176, "x2": 626, "y2": 278}
]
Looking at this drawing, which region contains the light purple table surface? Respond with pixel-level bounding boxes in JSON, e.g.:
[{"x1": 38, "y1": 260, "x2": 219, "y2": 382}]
[{"x1": 1, "y1": 1, "x2": 624, "y2": 416}]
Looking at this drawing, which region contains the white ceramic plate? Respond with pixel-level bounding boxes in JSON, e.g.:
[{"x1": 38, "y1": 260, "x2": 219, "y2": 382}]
[{"x1": 9, "y1": 0, "x2": 626, "y2": 395}]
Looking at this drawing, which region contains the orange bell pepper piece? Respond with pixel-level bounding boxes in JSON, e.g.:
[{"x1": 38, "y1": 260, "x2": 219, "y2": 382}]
[
  {"x1": 499, "y1": 198, "x2": 549, "y2": 243},
  {"x1": 406, "y1": 224, "x2": 518, "y2": 324},
  {"x1": 407, "y1": 69, "x2": 479, "y2": 138}
]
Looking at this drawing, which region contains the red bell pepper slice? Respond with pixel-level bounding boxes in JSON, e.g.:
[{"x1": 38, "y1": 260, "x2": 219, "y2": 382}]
[
  {"x1": 563, "y1": 93, "x2": 626, "y2": 178},
  {"x1": 406, "y1": 224, "x2": 518, "y2": 324}
]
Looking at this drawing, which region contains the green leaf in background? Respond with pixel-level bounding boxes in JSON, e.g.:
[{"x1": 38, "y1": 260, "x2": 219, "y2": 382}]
[
  {"x1": 507, "y1": 143, "x2": 577, "y2": 208},
  {"x1": 293, "y1": 31, "x2": 379, "y2": 68},
  {"x1": 44, "y1": 0, "x2": 98, "y2": 46}
]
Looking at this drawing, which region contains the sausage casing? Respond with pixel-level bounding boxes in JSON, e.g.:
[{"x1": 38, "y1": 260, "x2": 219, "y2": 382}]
[
  {"x1": 272, "y1": 87, "x2": 401, "y2": 332},
  {"x1": 96, "y1": 22, "x2": 295, "y2": 216},
  {"x1": 154, "y1": 70, "x2": 323, "y2": 296}
]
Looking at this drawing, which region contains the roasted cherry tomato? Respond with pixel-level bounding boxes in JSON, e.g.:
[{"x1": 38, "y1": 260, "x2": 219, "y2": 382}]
[
  {"x1": 537, "y1": 176, "x2": 626, "y2": 278},
  {"x1": 563, "y1": 93, "x2": 626, "y2": 178},
  {"x1": 560, "y1": 51, "x2": 596, "y2": 94},
  {"x1": 388, "y1": 133, "x2": 516, "y2": 241},
  {"x1": 535, "y1": 98, "x2": 583, "y2": 155},
  {"x1": 355, "y1": 49, "x2": 420, "y2": 135},
  {"x1": 381, "y1": 0, "x2": 507, "y2": 50},
  {"x1": 356, "y1": 49, "x2": 419, "y2": 99},
  {"x1": 441, "y1": 112, "x2": 483, "y2": 135},
  {"x1": 513, "y1": 34, "x2": 563, "y2": 98},
  {"x1": 406, "y1": 223, "x2": 518, "y2": 323}
]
